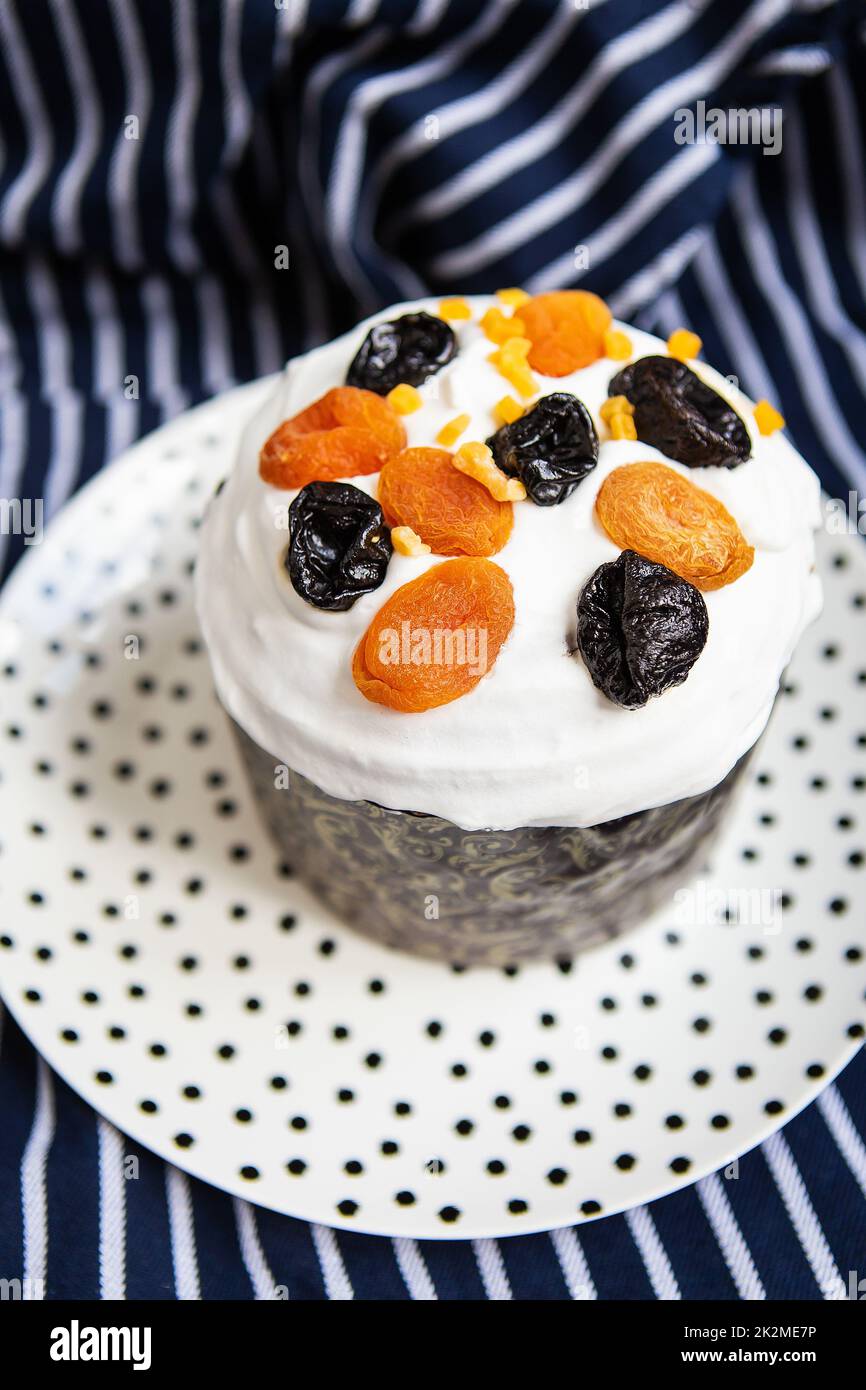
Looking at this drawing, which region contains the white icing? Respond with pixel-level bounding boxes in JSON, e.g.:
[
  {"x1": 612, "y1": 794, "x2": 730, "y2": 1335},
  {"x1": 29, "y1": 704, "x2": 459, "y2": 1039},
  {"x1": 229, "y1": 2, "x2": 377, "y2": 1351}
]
[{"x1": 195, "y1": 296, "x2": 823, "y2": 831}]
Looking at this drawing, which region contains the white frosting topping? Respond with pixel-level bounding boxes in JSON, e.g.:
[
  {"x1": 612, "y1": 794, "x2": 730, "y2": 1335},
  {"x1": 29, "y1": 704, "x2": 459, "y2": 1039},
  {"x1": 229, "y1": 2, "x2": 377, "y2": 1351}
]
[{"x1": 195, "y1": 296, "x2": 823, "y2": 831}]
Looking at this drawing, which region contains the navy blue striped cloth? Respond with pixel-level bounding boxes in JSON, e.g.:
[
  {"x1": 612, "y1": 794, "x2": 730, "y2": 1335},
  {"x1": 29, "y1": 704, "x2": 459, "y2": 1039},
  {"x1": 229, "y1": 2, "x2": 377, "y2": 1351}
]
[{"x1": 1, "y1": 0, "x2": 865, "y2": 1299}]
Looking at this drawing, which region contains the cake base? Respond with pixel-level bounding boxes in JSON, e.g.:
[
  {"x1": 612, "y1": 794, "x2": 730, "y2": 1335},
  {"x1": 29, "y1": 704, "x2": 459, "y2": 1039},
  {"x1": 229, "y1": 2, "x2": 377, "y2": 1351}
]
[{"x1": 229, "y1": 716, "x2": 755, "y2": 966}]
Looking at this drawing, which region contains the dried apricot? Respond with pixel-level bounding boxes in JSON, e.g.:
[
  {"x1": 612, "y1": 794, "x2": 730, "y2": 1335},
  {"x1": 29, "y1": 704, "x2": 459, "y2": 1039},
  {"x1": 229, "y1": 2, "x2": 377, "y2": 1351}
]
[
  {"x1": 595, "y1": 461, "x2": 754, "y2": 591},
  {"x1": 520, "y1": 291, "x2": 612, "y2": 376},
  {"x1": 378, "y1": 447, "x2": 513, "y2": 556},
  {"x1": 352, "y1": 558, "x2": 515, "y2": 712},
  {"x1": 260, "y1": 386, "x2": 406, "y2": 489}
]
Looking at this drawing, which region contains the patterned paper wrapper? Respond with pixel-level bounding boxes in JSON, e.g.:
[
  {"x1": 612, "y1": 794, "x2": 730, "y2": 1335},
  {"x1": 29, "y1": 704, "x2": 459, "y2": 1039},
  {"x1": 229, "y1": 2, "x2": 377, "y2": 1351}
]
[{"x1": 228, "y1": 714, "x2": 756, "y2": 967}]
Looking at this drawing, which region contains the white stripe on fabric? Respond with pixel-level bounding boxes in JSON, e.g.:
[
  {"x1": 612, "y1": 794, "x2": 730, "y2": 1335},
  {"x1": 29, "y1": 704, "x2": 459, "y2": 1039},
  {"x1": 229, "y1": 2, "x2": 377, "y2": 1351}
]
[
  {"x1": 653, "y1": 286, "x2": 691, "y2": 337},
  {"x1": 21, "y1": 1059, "x2": 55, "y2": 1301},
  {"x1": 97, "y1": 1118, "x2": 127, "y2": 1301},
  {"x1": 211, "y1": 0, "x2": 260, "y2": 280},
  {"x1": 25, "y1": 257, "x2": 84, "y2": 519},
  {"x1": 0, "y1": 281, "x2": 22, "y2": 391},
  {"x1": 43, "y1": 392, "x2": 85, "y2": 521},
  {"x1": 530, "y1": 141, "x2": 719, "y2": 293},
  {"x1": 609, "y1": 225, "x2": 708, "y2": 321},
  {"x1": 197, "y1": 277, "x2": 237, "y2": 394},
  {"x1": 345, "y1": 0, "x2": 382, "y2": 26},
  {"x1": 0, "y1": 280, "x2": 26, "y2": 569},
  {"x1": 826, "y1": 66, "x2": 866, "y2": 303},
  {"x1": 326, "y1": 0, "x2": 518, "y2": 304},
  {"x1": 87, "y1": 251, "x2": 138, "y2": 460},
  {"x1": 472, "y1": 1238, "x2": 512, "y2": 1299},
  {"x1": 141, "y1": 275, "x2": 189, "y2": 418},
  {"x1": 311, "y1": 1223, "x2": 354, "y2": 1300},
  {"x1": 276, "y1": 0, "x2": 309, "y2": 47},
  {"x1": 752, "y1": 45, "x2": 832, "y2": 75},
  {"x1": 107, "y1": 0, "x2": 152, "y2": 271},
  {"x1": 733, "y1": 166, "x2": 866, "y2": 491},
  {"x1": 406, "y1": 0, "x2": 453, "y2": 36},
  {"x1": 432, "y1": 0, "x2": 791, "y2": 278},
  {"x1": 84, "y1": 268, "x2": 125, "y2": 399},
  {"x1": 298, "y1": 26, "x2": 390, "y2": 241},
  {"x1": 165, "y1": 1166, "x2": 201, "y2": 1300},
  {"x1": 391, "y1": 1237, "x2": 437, "y2": 1299},
  {"x1": 26, "y1": 257, "x2": 71, "y2": 395},
  {"x1": 762, "y1": 1132, "x2": 847, "y2": 1299},
  {"x1": 396, "y1": 0, "x2": 690, "y2": 235},
  {"x1": 0, "y1": 390, "x2": 27, "y2": 572},
  {"x1": 549, "y1": 1227, "x2": 597, "y2": 1300},
  {"x1": 233, "y1": 1197, "x2": 281, "y2": 1299},
  {"x1": 625, "y1": 1207, "x2": 681, "y2": 1300},
  {"x1": 166, "y1": 0, "x2": 203, "y2": 274},
  {"x1": 817, "y1": 1087, "x2": 866, "y2": 1200},
  {"x1": 107, "y1": 396, "x2": 140, "y2": 462},
  {"x1": 690, "y1": 232, "x2": 780, "y2": 402},
  {"x1": 221, "y1": 0, "x2": 253, "y2": 166},
  {"x1": 369, "y1": 0, "x2": 583, "y2": 242},
  {"x1": 0, "y1": 0, "x2": 54, "y2": 244},
  {"x1": 48, "y1": 0, "x2": 102, "y2": 256},
  {"x1": 696, "y1": 1174, "x2": 766, "y2": 1300},
  {"x1": 784, "y1": 105, "x2": 866, "y2": 390}
]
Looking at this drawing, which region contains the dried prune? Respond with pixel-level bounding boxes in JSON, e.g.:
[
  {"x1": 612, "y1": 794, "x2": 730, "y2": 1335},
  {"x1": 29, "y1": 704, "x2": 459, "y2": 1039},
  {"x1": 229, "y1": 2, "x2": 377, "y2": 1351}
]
[
  {"x1": 609, "y1": 355, "x2": 750, "y2": 469},
  {"x1": 378, "y1": 447, "x2": 513, "y2": 556},
  {"x1": 595, "y1": 461, "x2": 754, "y2": 591},
  {"x1": 346, "y1": 312, "x2": 457, "y2": 395},
  {"x1": 520, "y1": 291, "x2": 612, "y2": 376},
  {"x1": 260, "y1": 386, "x2": 405, "y2": 489},
  {"x1": 486, "y1": 392, "x2": 598, "y2": 506},
  {"x1": 352, "y1": 558, "x2": 515, "y2": 711},
  {"x1": 576, "y1": 550, "x2": 708, "y2": 709},
  {"x1": 287, "y1": 482, "x2": 392, "y2": 611}
]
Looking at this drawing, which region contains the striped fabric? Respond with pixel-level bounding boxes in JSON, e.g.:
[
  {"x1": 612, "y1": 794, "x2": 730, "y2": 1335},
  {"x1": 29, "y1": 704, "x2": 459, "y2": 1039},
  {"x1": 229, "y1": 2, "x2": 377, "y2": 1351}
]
[{"x1": 0, "y1": 0, "x2": 864, "y2": 1298}]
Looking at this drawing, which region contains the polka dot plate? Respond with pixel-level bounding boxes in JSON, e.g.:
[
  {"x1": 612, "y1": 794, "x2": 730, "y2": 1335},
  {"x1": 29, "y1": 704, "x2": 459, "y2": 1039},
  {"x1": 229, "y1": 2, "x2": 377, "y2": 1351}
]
[{"x1": 0, "y1": 381, "x2": 864, "y2": 1239}]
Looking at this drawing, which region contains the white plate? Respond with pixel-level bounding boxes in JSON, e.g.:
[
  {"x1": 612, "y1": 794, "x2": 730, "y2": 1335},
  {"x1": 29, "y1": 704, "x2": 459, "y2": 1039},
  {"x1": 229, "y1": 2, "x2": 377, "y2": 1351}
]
[{"x1": 0, "y1": 383, "x2": 864, "y2": 1239}]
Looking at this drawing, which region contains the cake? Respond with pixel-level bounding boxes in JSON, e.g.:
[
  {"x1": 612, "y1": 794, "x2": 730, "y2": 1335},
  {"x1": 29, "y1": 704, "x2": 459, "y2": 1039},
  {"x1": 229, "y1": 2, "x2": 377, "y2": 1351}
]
[{"x1": 195, "y1": 292, "x2": 822, "y2": 965}]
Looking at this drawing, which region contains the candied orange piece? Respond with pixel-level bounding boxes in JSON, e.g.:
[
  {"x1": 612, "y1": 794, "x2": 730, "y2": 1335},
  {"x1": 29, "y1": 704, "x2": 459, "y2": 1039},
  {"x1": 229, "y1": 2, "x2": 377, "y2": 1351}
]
[
  {"x1": 481, "y1": 306, "x2": 526, "y2": 345},
  {"x1": 488, "y1": 336, "x2": 537, "y2": 397},
  {"x1": 493, "y1": 394, "x2": 524, "y2": 426},
  {"x1": 496, "y1": 287, "x2": 530, "y2": 308},
  {"x1": 520, "y1": 291, "x2": 612, "y2": 376},
  {"x1": 599, "y1": 394, "x2": 634, "y2": 424},
  {"x1": 608, "y1": 412, "x2": 637, "y2": 441},
  {"x1": 378, "y1": 447, "x2": 513, "y2": 557},
  {"x1": 352, "y1": 558, "x2": 515, "y2": 712},
  {"x1": 260, "y1": 386, "x2": 406, "y2": 489},
  {"x1": 596, "y1": 461, "x2": 754, "y2": 591},
  {"x1": 667, "y1": 328, "x2": 702, "y2": 361},
  {"x1": 440, "y1": 296, "x2": 472, "y2": 321},
  {"x1": 754, "y1": 399, "x2": 785, "y2": 435},
  {"x1": 453, "y1": 441, "x2": 526, "y2": 502},
  {"x1": 387, "y1": 383, "x2": 423, "y2": 414},
  {"x1": 391, "y1": 525, "x2": 431, "y2": 557},
  {"x1": 436, "y1": 413, "x2": 471, "y2": 447},
  {"x1": 603, "y1": 327, "x2": 633, "y2": 360}
]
